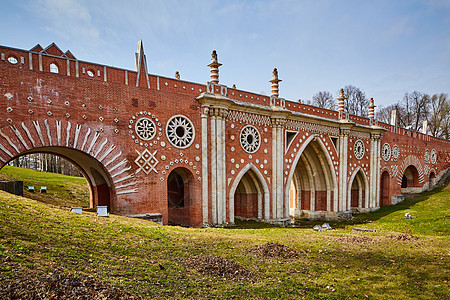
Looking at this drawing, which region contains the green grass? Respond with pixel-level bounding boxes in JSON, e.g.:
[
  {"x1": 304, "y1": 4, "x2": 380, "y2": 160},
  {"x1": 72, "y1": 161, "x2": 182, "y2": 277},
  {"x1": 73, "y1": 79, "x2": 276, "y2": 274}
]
[
  {"x1": 0, "y1": 166, "x2": 448, "y2": 299},
  {"x1": 0, "y1": 165, "x2": 89, "y2": 207}
]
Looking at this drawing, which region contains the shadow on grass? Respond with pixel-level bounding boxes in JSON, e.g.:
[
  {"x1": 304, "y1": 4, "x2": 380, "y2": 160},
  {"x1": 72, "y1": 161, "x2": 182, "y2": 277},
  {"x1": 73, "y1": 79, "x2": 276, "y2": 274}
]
[{"x1": 227, "y1": 184, "x2": 448, "y2": 230}]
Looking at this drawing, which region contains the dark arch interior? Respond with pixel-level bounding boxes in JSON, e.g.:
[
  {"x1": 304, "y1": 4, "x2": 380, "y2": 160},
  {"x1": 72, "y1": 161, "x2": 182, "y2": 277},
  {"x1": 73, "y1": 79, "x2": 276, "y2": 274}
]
[
  {"x1": 1, "y1": 146, "x2": 112, "y2": 210},
  {"x1": 167, "y1": 167, "x2": 193, "y2": 226},
  {"x1": 380, "y1": 171, "x2": 390, "y2": 206},
  {"x1": 289, "y1": 140, "x2": 335, "y2": 214},
  {"x1": 234, "y1": 169, "x2": 262, "y2": 219},
  {"x1": 350, "y1": 170, "x2": 366, "y2": 209},
  {"x1": 401, "y1": 165, "x2": 419, "y2": 188}
]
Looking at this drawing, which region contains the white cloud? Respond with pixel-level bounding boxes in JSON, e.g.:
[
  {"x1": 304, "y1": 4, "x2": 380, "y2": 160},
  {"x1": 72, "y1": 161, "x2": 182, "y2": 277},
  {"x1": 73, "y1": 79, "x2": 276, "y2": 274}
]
[{"x1": 28, "y1": 0, "x2": 101, "y2": 46}]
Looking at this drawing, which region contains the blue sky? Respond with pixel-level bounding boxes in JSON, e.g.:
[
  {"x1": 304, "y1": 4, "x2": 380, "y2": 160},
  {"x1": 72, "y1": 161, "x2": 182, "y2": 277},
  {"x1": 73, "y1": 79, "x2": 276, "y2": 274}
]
[{"x1": 1, "y1": 0, "x2": 449, "y2": 107}]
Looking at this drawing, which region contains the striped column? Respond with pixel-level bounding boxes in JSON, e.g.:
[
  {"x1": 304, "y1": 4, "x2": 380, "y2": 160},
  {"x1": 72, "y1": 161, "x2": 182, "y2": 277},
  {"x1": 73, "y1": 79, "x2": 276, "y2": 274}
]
[
  {"x1": 368, "y1": 98, "x2": 375, "y2": 119},
  {"x1": 337, "y1": 88, "x2": 345, "y2": 113},
  {"x1": 207, "y1": 50, "x2": 222, "y2": 84},
  {"x1": 269, "y1": 68, "x2": 282, "y2": 97}
]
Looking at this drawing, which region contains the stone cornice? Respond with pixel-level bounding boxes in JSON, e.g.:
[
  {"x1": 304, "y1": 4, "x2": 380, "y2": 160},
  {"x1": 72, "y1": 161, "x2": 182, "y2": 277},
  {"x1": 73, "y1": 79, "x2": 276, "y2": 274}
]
[{"x1": 197, "y1": 92, "x2": 387, "y2": 136}]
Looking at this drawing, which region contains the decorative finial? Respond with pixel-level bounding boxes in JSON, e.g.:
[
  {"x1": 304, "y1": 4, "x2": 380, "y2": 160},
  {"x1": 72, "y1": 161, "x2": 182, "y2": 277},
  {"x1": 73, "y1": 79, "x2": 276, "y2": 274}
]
[
  {"x1": 269, "y1": 68, "x2": 282, "y2": 97},
  {"x1": 207, "y1": 50, "x2": 222, "y2": 84},
  {"x1": 337, "y1": 88, "x2": 345, "y2": 113},
  {"x1": 272, "y1": 68, "x2": 278, "y2": 79},
  {"x1": 368, "y1": 97, "x2": 376, "y2": 119}
]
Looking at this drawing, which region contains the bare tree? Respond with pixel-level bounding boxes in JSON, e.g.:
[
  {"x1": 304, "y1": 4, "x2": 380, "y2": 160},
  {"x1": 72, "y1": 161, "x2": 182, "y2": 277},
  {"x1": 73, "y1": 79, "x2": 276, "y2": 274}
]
[
  {"x1": 341, "y1": 85, "x2": 368, "y2": 116},
  {"x1": 428, "y1": 93, "x2": 450, "y2": 139},
  {"x1": 397, "y1": 91, "x2": 429, "y2": 132},
  {"x1": 311, "y1": 91, "x2": 335, "y2": 110},
  {"x1": 376, "y1": 104, "x2": 397, "y2": 124}
]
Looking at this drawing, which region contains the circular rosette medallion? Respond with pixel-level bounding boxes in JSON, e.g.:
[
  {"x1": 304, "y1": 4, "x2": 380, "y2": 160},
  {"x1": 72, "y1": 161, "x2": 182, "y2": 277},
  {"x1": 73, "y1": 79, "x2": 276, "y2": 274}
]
[
  {"x1": 354, "y1": 140, "x2": 365, "y2": 160},
  {"x1": 430, "y1": 149, "x2": 437, "y2": 164},
  {"x1": 135, "y1": 117, "x2": 156, "y2": 140},
  {"x1": 382, "y1": 143, "x2": 391, "y2": 161},
  {"x1": 166, "y1": 115, "x2": 195, "y2": 149},
  {"x1": 240, "y1": 125, "x2": 261, "y2": 153},
  {"x1": 392, "y1": 144, "x2": 399, "y2": 160}
]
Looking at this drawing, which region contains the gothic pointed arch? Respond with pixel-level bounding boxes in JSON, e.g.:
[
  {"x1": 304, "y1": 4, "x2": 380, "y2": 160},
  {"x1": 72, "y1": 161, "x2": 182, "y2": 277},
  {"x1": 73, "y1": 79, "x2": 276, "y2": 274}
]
[
  {"x1": 348, "y1": 167, "x2": 369, "y2": 210},
  {"x1": 286, "y1": 135, "x2": 337, "y2": 217},
  {"x1": 229, "y1": 163, "x2": 270, "y2": 223}
]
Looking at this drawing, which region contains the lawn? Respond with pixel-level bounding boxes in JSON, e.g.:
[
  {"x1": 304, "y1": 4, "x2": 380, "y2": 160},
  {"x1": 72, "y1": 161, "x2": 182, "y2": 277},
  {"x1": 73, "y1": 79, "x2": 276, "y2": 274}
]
[
  {"x1": 0, "y1": 166, "x2": 448, "y2": 299},
  {"x1": 0, "y1": 165, "x2": 89, "y2": 207}
]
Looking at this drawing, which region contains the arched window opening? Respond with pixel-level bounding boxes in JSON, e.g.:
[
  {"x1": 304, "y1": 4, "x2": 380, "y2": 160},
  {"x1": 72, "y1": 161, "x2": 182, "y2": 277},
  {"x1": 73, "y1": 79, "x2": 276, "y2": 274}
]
[{"x1": 50, "y1": 63, "x2": 59, "y2": 73}]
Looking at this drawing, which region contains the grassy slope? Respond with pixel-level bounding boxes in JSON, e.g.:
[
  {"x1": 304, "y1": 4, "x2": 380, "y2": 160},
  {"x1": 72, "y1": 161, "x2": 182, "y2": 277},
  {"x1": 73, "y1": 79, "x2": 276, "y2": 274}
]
[
  {"x1": 0, "y1": 167, "x2": 448, "y2": 299},
  {"x1": 0, "y1": 165, "x2": 89, "y2": 207}
]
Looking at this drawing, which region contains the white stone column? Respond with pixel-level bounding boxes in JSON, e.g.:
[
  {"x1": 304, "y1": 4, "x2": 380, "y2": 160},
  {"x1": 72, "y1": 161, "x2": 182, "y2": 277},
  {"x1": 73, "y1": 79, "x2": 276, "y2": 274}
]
[
  {"x1": 339, "y1": 129, "x2": 349, "y2": 211},
  {"x1": 201, "y1": 107, "x2": 209, "y2": 224},
  {"x1": 216, "y1": 111, "x2": 223, "y2": 224},
  {"x1": 221, "y1": 109, "x2": 228, "y2": 223},
  {"x1": 276, "y1": 125, "x2": 282, "y2": 218},
  {"x1": 375, "y1": 136, "x2": 381, "y2": 207},
  {"x1": 208, "y1": 107, "x2": 228, "y2": 225},
  {"x1": 271, "y1": 118, "x2": 286, "y2": 220},
  {"x1": 210, "y1": 112, "x2": 217, "y2": 224},
  {"x1": 271, "y1": 123, "x2": 278, "y2": 219},
  {"x1": 278, "y1": 125, "x2": 285, "y2": 218},
  {"x1": 369, "y1": 133, "x2": 379, "y2": 208}
]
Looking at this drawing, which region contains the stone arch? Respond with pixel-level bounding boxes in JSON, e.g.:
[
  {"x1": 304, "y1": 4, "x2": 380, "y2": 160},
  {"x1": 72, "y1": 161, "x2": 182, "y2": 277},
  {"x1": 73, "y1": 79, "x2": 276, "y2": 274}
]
[
  {"x1": 2, "y1": 146, "x2": 113, "y2": 209},
  {"x1": 167, "y1": 167, "x2": 196, "y2": 226},
  {"x1": 0, "y1": 120, "x2": 136, "y2": 212},
  {"x1": 286, "y1": 135, "x2": 337, "y2": 218},
  {"x1": 347, "y1": 167, "x2": 369, "y2": 210},
  {"x1": 229, "y1": 163, "x2": 269, "y2": 223},
  {"x1": 401, "y1": 165, "x2": 420, "y2": 188},
  {"x1": 398, "y1": 155, "x2": 424, "y2": 186},
  {"x1": 380, "y1": 170, "x2": 390, "y2": 206}
]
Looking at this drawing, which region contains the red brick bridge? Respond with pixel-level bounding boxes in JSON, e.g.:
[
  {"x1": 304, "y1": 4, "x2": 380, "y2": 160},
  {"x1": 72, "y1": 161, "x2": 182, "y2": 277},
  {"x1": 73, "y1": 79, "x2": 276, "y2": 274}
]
[{"x1": 1, "y1": 42, "x2": 449, "y2": 226}]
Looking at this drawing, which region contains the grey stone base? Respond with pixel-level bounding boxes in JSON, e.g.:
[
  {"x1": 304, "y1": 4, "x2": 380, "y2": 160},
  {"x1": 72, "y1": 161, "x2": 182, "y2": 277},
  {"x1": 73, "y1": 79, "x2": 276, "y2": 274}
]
[
  {"x1": 391, "y1": 195, "x2": 405, "y2": 205},
  {"x1": 293, "y1": 210, "x2": 353, "y2": 221},
  {"x1": 126, "y1": 213, "x2": 163, "y2": 225},
  {"x1": 265, "y1": 217, "x2": 291, "y2": 226}
]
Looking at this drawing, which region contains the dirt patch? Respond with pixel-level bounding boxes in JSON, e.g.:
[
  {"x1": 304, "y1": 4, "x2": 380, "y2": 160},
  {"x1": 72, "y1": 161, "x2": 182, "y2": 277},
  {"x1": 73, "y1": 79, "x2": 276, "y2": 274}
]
[
  {"x1": 337, "y1": 236, "x2": 375, "y2": 244},
  {"x1": 385, "y1": 234, "x2": 421, "y2": 241},
  {"x1": 250, "y1": 242, "x2": 299, "y2": 259},
  {"x1": 181, "y1": 255, "x2": 253, "y2": 280},
  {"x1": 0, "y1": 271, "x2": 142, "y2": 299}
]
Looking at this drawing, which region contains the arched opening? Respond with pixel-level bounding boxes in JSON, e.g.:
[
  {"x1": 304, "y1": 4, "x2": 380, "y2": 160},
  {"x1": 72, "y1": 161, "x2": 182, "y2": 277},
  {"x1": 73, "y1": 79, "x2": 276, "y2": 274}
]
[
  {"x1": 0, "y1": 146, "x2": 112, "y2": 210},
  {"x1": 380, "y1": 171, "x2": 390, "y2": 206},
  {"x1": 429, "y1": 172, "x2": 436, "y2": 187},
  {"x1": 401, "y1": 165, "x2": 419, "y2": 188},
  {"x1": 234, "y1": 168, "x2": 263, "y2": 220},
  {"x1": 288, "y1": 138, "x2": 336, "y2": 218},
  {"x1": 50, "y1": 63, "x2": 59, "y2": 73},
  {"x1": 349, "y1": 170, "x2": 366, "y2": 210},
  {"x1": 167, "y1": 167, "x2": 194, "y2": 226}
]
